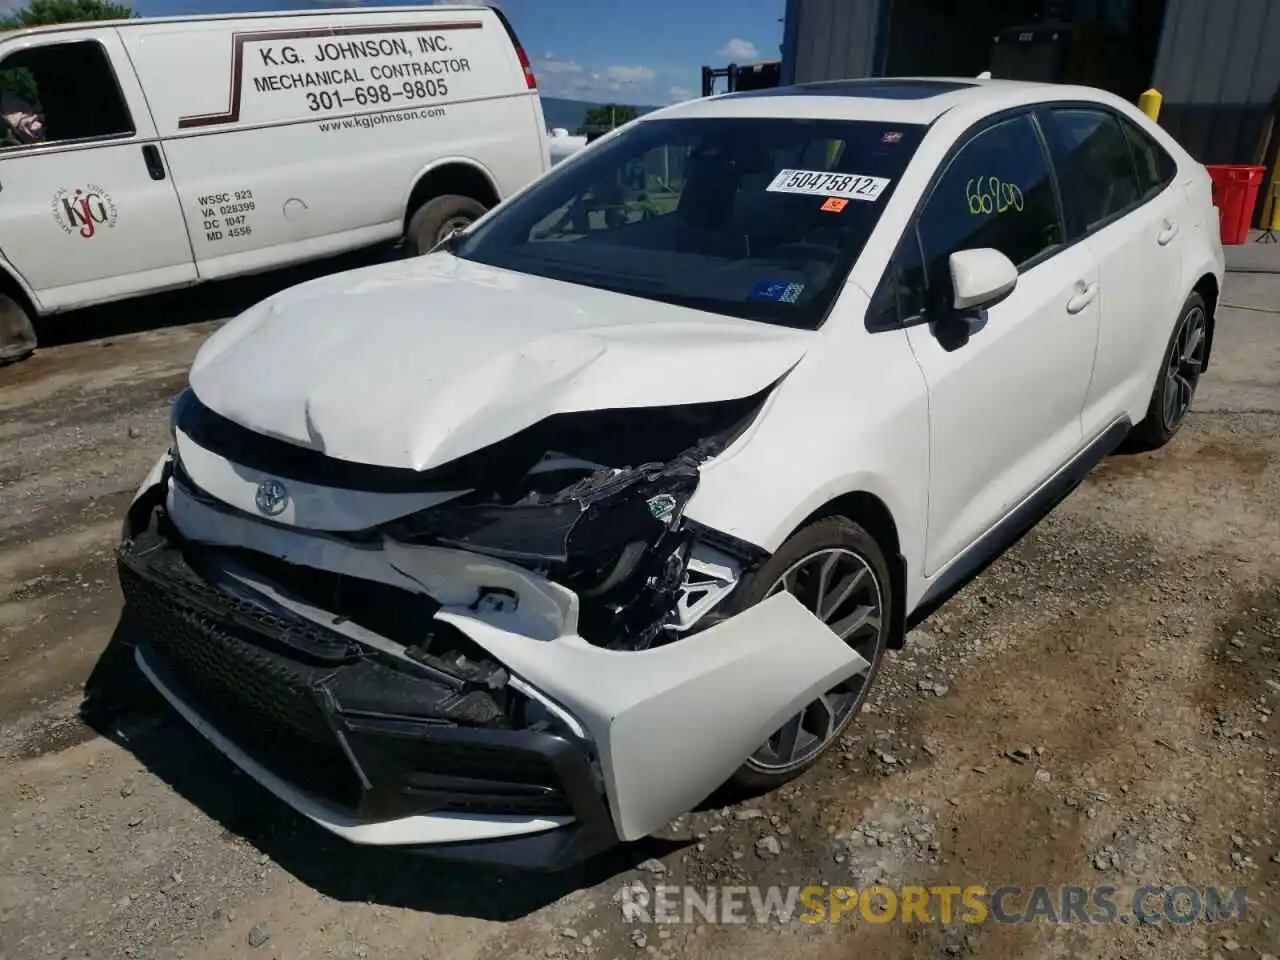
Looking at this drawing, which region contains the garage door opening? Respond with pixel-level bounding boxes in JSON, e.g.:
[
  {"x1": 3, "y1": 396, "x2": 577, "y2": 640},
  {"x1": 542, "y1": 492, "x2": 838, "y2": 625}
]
[{"x1": 882, "y1": 0, "x2": 1169, "y2": 103}]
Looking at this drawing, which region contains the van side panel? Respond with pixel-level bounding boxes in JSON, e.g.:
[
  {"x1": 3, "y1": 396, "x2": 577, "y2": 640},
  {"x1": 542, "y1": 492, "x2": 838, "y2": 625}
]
[{"x1": 119, "y1": 8, "x2": 547, "y2": 279}]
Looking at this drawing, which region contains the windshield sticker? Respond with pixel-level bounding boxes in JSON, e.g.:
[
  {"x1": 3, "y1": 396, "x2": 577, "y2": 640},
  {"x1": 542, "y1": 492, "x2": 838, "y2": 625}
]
[
  {"x1": 748, "y1": 279, "x2": 805, "y2": 304},
  {"x1": 820, "y1": 197, "x2": 849, "y2": 213},
  {"x1": 767, "y1": 169, "x2": 890, "y2": 202},
  {"x1": 882, "y1": 131, "x2": 904, "y2": 143},
  {"x1": 966, "y1": 176, "x2": 1025, "y2": 215}
]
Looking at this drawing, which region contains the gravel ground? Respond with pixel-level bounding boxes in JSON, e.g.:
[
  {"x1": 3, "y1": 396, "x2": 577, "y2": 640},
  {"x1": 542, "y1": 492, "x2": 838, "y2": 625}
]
[{"x1": 0, "y1": 267, "x2": 1277, "y2": 960}]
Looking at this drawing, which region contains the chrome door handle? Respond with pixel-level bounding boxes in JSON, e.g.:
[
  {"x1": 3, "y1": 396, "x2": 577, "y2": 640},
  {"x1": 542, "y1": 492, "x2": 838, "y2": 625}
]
[
  {"x1": 1157, "y1": 219, "x2": 1179, "y2": 245},
  {"x1": 1066, "y1": 280, "x2": 1097, "y2": 314}
]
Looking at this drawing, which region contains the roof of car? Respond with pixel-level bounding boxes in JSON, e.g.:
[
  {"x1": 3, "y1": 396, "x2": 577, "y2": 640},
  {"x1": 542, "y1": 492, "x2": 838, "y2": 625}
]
[{"x1": 652, "y1": 76, "x2": 1066, "y2": 126}]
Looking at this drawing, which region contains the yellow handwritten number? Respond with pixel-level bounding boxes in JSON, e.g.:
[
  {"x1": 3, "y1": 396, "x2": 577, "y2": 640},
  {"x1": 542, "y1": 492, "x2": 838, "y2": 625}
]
[
  {"x1": 966, "y1": 177, "x2": 1024, "y2": 216},
  {"x1": 966, "y1": 178, "x2": 992, "y2": 215}
]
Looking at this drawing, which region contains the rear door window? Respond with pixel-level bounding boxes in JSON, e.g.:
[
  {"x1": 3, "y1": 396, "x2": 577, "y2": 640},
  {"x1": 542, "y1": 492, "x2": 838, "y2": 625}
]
[
  {"x1": 1119, "y1": 116, "x2": 1177, "y2": 198},
  {"x1": 1045, "y1": 108, "x2": 1144, "y2": 233}
]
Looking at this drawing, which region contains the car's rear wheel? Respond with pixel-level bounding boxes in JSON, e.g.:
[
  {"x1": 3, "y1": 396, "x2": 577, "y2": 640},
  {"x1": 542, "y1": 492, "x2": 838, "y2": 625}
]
[
  {"x1": 405, "y1": 194, "x2": 488, "y2": 256},
  {"x1": 1131, "y1": 291, "x2": 1208, "y2": 450},
  {"x1": 726, "y1": 516, "x2": 892, "y2": 791},
  {"x1": 0, "y1": 292, "x2": 36, "y2": 365}
]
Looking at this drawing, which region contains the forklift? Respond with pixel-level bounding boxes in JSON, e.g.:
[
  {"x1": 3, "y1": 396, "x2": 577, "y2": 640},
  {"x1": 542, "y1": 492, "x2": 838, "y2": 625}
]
[{"x1": 700, "y1": 59, "x2": 781, "y2": 97}]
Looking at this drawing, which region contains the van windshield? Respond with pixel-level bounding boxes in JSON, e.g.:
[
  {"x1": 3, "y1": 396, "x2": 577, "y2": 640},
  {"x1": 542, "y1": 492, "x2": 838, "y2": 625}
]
[{"x1": 452, "y1": 115, "x2": 926, "y2": 330}]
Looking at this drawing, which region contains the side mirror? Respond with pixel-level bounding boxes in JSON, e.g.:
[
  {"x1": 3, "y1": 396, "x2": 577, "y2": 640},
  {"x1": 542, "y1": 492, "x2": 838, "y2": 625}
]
[{"x1": 949, "y1": 247, "x2": 1017, "y2": 312}]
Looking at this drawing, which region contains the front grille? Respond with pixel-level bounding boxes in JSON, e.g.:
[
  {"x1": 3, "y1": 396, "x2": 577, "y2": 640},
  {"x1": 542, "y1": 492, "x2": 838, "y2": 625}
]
[{"x1": 121, "y1": 561, "x2": 365, "y2": 810}]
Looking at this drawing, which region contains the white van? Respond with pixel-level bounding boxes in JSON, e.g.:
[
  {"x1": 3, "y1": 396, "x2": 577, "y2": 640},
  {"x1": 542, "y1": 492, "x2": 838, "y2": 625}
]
[{"x1": 0, "y1": 4, "x2": 549, "y2": 362}]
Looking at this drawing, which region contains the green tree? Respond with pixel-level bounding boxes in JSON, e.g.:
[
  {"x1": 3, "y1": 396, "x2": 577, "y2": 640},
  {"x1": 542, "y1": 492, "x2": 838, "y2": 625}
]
[
  {"x1": 1, "y1": 0, "x2": 134, "y2": 29},
  {"x1": 577, "y1": 103, "x2": 639, "y2": 135}
]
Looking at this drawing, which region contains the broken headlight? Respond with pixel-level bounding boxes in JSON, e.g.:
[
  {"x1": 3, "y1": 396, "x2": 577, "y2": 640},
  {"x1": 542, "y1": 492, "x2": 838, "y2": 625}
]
[
  {"x1": 387, "y1": 461, "x2": 698, "y2": 569},
  {"x1": 388, "y1": 460, "x2": 699, "y2": 650}
]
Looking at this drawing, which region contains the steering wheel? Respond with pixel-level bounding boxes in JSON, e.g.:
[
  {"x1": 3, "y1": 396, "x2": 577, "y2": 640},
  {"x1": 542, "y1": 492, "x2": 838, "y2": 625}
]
[{"x1": 771, "y1": 240, "x2": 842, "y2": 262}]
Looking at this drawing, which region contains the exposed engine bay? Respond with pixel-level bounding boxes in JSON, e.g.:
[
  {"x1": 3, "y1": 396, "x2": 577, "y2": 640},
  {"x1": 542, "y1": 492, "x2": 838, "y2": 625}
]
[{"x1": 168, "y1": 384, "x2": 773, "y2": 658}]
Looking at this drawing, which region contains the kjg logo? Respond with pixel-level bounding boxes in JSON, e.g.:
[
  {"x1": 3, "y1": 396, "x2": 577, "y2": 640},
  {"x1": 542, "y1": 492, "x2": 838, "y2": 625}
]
[{"x1": 51, "y1": 185, "x2": 118, "y2": 239}]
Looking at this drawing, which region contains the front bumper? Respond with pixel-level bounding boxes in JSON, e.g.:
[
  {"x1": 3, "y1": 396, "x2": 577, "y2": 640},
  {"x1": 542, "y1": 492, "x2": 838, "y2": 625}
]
[
  {"x1": 119, "y1": 526, "x2": 618, "y2": 869},
  {"x1": 117, "y1": 465, "x2": 866, "y2": 868}
]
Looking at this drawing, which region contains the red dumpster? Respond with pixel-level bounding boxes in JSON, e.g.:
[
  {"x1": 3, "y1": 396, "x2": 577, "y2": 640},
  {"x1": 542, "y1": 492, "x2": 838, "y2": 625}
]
[{"x1": 1205, "y1": 164, "x2": 1266, "y2": 245}]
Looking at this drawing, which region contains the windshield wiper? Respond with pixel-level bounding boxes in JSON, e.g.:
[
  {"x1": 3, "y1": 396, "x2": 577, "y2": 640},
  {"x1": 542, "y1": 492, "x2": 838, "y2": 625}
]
[
  {"x1": 431, "y1": 229, "x2": 466, "y2": 255},
  {"x1": 519, "y1": 256, "x2": 676, "y2": 294}
]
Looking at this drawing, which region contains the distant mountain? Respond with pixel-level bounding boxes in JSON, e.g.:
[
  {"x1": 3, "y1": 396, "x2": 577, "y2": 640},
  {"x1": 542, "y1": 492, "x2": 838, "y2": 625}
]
[{"x1": 539, "y1": 96, "x2": 661, "y2": 134}]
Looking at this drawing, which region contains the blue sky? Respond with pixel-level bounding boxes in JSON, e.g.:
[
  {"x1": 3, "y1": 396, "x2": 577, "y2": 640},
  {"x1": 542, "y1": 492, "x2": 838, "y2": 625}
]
[{"x1": 122, "y1": 0, "x2": 787, "y2": 105}]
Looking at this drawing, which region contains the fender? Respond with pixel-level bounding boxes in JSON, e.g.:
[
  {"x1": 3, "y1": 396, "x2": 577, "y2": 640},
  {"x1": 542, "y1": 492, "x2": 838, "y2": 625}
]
[
  {"x1": 686, "y1": 466, "x2": 927, "y2": 610},
  {"x1": 0, "y1": 254, "x2": 45, "y2": 316}
]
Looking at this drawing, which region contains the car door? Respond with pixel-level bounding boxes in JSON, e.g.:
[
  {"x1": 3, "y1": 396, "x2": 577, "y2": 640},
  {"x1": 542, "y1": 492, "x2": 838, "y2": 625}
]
[
  {"x1": 887, "y1": 110, "x2": 1101, "y2": 577},
  {"x1": 0, "y1": 31, "x2": 196, "y2": 312},
  {"x1": 1041, "y1": 106, "x2": 1185, "y2": 439}
]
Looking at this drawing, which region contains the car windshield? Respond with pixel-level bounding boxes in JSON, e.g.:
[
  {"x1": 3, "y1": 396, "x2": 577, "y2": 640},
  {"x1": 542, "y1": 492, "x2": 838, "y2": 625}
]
[{"x1": 452, "y1": 115, "x2": 927, "y2": 329}]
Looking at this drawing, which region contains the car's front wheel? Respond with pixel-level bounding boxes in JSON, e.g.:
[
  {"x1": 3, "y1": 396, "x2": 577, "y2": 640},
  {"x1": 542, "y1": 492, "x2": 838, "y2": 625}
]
[
  {"x1": 1131, "y1": 291, "x2": 1209, "y2": 449},
  {"x1": 725, "y1": 516, "x2": 892, "y2": 791}
]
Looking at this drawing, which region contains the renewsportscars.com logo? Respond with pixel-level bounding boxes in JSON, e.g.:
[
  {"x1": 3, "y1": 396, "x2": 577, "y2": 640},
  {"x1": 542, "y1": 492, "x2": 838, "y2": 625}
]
[
  {"x1": 316, "y1": 106, "x2": 446, "y2": 133},
  {"x1": 617, "y1": 883, "x2": 1251, "y2": 927}
]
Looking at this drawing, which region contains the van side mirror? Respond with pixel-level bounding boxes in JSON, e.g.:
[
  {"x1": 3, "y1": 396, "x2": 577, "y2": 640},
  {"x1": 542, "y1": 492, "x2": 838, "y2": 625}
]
[{"x1": 949, "y1": 247, "x2": 1017, "y2": 312}]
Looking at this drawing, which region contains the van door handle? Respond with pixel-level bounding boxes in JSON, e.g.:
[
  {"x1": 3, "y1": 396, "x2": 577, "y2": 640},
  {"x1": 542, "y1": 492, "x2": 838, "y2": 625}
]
[
  {"x1": 1157, "y1": 218, "x2": 1179, "y2": 245},
  {"x1": 141, "y1": 144, "x2": 166, "y2": 181},
  {"x1": 1066, "y1": 280, "x2": 1097, "y2": 314}
]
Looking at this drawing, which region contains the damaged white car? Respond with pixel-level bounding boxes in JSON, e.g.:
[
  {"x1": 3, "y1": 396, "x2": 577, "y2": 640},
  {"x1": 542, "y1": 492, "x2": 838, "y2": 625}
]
[{"x1": 118, "y1": 77, "x2": 1223, "y2": 868}]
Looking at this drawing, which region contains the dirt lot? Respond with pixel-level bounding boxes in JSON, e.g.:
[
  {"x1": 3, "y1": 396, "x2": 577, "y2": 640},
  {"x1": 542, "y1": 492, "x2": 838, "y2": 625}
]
[{"x1": 1, "y1": 268, "x2": 1278, "y2": 960}]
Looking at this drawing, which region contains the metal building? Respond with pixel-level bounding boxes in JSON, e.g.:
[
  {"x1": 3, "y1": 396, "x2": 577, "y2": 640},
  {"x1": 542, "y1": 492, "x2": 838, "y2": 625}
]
[{"x1": 781, "y1": 0, "x2": 1280, "y2": 182}]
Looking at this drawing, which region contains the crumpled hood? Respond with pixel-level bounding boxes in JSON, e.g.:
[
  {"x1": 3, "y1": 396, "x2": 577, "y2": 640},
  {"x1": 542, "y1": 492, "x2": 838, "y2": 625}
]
[{"x1": 189, "y1": 255, "x2": 812, "y2": 470}]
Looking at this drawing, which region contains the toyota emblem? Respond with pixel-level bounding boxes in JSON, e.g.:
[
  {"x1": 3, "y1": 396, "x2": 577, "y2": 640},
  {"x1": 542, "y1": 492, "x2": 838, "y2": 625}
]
[{"x1": 254, "y1": 477, "x2": 290, "y2": 517}]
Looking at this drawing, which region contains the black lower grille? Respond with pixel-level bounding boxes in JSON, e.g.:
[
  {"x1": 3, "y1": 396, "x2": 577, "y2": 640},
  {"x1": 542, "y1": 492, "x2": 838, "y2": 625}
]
[
  {"x1": 120, "y1": 561, "x2": 365, "y2": 809},
  {"x1": 117, "y1": 518, "x2": 594, "y2": 824}
]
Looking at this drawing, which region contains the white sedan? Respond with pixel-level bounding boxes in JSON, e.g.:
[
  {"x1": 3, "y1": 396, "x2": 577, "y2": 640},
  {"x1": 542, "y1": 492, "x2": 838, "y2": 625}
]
[{"x1": 118, "y1": 77, "x2": 1223, "y2": 869}]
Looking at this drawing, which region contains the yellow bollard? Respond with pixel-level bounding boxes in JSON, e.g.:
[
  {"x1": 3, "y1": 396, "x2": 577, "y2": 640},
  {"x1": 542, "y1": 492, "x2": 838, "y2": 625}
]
[{"x1": 1138, "y1": 88, "x2": 1163, "y2": 122}]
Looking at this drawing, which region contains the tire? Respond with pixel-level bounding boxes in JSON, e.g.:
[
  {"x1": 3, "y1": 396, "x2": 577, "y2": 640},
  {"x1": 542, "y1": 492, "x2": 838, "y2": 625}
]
[
  {"x1": 0, "y1": 292, "x2": 36, "y2": 365},
  {"x1": 404, "y1": 194, "x2": 488, "y2": 256},
  {"x1": 725, "y1": 516, "x2": 893, "y2": 791},
  {"x1": 1130, "y1": 291, "x2": 1208, "y2": 451}
]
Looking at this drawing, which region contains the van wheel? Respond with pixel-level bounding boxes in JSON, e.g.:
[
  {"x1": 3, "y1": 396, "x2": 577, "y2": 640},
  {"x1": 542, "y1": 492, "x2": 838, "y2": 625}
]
[
  {"x1": 0, "y1": 293, "x2": 36, "y2": 365},
  {"x1": 405, "y1": 194, "x2": 487, "y2": 256}
]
